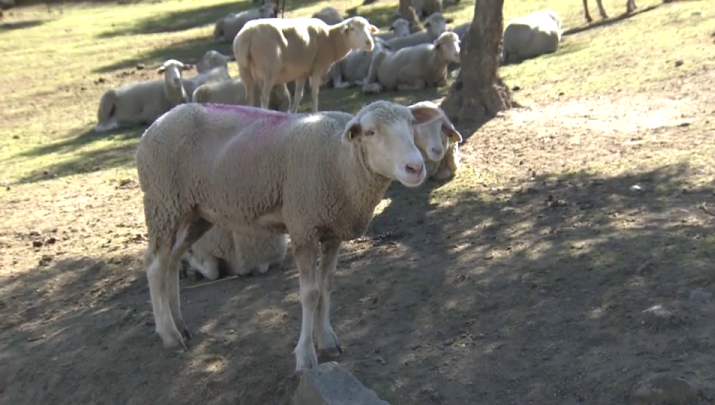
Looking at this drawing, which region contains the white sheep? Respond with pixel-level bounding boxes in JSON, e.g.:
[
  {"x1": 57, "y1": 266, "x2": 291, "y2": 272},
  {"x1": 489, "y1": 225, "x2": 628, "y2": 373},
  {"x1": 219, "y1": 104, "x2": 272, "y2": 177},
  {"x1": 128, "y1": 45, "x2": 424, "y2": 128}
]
[
  {"x1": 409, "y1": 101, "x2": 463, "y2": 180},
  {"x1": 94, "y1": 59, "x2": 190, "y2": 132},
  {"x1": 183, "y1": 227, "x2": 287, "y2": 280},
  {"x1": 311, "y1": 6, "x2": 343, "y2": 25},
  {"x1": 135, "y1": 100, "x2": 448, "y2": 373},
  {"x1": 326, "y1": 36, "x2": 388, "y2": 89},
  {"x1": 372, "y1": 18, "x2": 411, "y2": 41},
  {"x1": 195, "y1": 50, "x2": 231, "y2": 73},
  {"x1": 180, "y1": 64, "x2": 232, "y2": 98},
  {"x1": 384, "y1": 12, "x2": 447, "y2": 52},
  {"x1": 583, "y1": 0, "x2": 637, "y2": 23},
  {"x1": 234, "y1": 16, "x2": 378, "y2": 113},
  {"x1": 192, "y1": 78, "x2": 291, "y2": 112},
  {"x1": 213, "y1": 2, "x2": 278, "y2": 43},
  {"x1": 501, "y1": 10, "x2": 562, "y2": 64},
  {"x1": 363, "y1": 31, "x2": 460, "y2": 94},
  {"x1": 451, "y1": 21, "x2": 470, "y2": 40}
]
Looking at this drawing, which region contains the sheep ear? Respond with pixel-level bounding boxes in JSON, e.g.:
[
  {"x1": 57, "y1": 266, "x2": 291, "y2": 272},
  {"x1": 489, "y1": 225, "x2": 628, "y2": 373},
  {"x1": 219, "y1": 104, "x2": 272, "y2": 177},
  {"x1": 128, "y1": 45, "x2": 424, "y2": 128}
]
[
  {"x1": 342, "y1": 121, "x2": 362, "y2": 143},
  {"x1": 409, "y1": 102, "x2": 443, "y2": 126},
  {"x1": 445, "y1": 17, "x2": 454, "y2": 24},
  {"x1": 441, "y1": 121, "x2": 462, "y2": 143},
  {"x1": 368, "y1": 24, "x2": 379, "y2": 33},
  {"x1": 156, "y1": 66, "x2": 166, "y2": 74}
]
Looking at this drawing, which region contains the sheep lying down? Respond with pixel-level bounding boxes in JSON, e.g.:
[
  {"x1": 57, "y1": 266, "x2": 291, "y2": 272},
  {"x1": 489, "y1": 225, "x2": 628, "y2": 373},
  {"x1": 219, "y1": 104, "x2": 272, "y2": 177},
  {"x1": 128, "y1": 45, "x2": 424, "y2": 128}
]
[
  {"x1": 136, "y1": 100, "x2": 449, "y2": 373},
  {"x1": 501, "y1": 9, "x2": 562, "y2": 63}
]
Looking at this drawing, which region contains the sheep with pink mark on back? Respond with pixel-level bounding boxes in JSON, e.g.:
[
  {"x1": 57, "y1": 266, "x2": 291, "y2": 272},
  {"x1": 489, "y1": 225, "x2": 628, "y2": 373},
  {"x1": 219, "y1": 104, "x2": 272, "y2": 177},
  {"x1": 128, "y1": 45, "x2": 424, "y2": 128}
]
[{"x1": 135, "y1": 100, "x2": 447, "y2": 373}]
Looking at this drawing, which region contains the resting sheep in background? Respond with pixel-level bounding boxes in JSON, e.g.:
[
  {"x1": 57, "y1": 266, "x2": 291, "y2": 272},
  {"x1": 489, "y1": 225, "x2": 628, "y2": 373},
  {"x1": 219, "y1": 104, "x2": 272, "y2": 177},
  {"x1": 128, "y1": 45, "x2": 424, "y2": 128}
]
[
  {"x1": 233, "y1": 16, "x2": 378, "y2": 113},
  {"x1": 135, "y1": 100, "x2": 448, "y2": 372},
  {"x1": 192, "y1": 79, "x2": 291, "y2": 112},
  {"x1": 212, "y1": 2, "x2": 277, "y2": 43},
  {"x1": 195, "y1": 50, "x2": 232, "y2": 73},
  {"x1": 363, "y1": 31, "x2": 460, "y2": 94},
  {"x1": 311, "y1": 6, "x2": 343, "y2": 25},
  {"x1": 372, "y1": 18, "x2": 411, "y2": 41},
  {"x1": 326, "y1": 36, "x2": 388, "y2": 89},
  {"x1": 94, "y1": 59, "x2": 190, "y2": 132},
  {"x1": 583, "y1": 0, "x2": 637, "y2": 23},
  {"x1": 409, "y1": 101, "x2": 463, "y2": 180},
  {"x1": 501, "y1": 10, "x2": 562, "y2": 64},
  {"x1": 385, "y1": 12, "x2": 447, "y2": 52}
]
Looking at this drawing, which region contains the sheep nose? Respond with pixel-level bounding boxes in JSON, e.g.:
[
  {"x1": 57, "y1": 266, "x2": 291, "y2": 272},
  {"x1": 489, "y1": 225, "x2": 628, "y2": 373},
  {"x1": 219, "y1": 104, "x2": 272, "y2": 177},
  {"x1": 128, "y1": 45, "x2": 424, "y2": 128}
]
[
  {"x1": 405, "y1": 163, "x2": 424, "y2": 175},
  {"x1": 431, "y1": 147, "x2": 444, "y2": 156}
]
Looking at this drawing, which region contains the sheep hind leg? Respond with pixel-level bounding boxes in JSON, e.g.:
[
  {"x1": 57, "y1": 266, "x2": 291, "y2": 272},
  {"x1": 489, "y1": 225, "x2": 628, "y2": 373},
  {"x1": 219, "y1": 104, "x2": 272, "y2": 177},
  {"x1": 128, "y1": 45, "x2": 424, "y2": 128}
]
[
  {"x1": 582, "y1": 0, "x2": 593, "y2": 23},
  {"x1": 596, "y1": 0, "x2": 609, "y2": 19},
  {"x1": 309, "y1": 72, "x2": 323, "y2": 113},
  {"x1": 166, "y1": 216, "x2": 214, "y2": 342},
  {"x1": 259, "y1": 76, "x2": 277, "y2": 111},
  {"x1": 626, "y1": 0, "x2": 636, "y2": 13},
  {"x1": 238, "y1": 66, "x2": 258, "y2": 108},
  {"x1": 292, "y1": 238, "x2": 321, "y2": 373},
  {"x1": 290, "y1": 78, "x2": 307, "y2": 113},
  {"x1": 315, "y1": 236, "x2": 343, "y2": 359}
]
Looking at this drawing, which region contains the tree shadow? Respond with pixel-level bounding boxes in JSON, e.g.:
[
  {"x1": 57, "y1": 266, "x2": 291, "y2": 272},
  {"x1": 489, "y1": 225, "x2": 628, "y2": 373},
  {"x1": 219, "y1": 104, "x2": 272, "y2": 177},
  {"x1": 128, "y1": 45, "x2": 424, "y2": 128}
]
[
  {"x1": 563, "y1": 3, "x2": 663, "y2": 37},
  {"x1": 0, "y1": 19, "x2": 45, "y2": 31}
]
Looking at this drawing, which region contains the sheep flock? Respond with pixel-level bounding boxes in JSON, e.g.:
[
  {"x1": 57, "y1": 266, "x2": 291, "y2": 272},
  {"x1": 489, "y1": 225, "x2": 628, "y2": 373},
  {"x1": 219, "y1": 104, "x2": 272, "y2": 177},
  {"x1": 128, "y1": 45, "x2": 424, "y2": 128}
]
[{"x1": 89, "y1": 0, "x2": 636, "y2": 374}]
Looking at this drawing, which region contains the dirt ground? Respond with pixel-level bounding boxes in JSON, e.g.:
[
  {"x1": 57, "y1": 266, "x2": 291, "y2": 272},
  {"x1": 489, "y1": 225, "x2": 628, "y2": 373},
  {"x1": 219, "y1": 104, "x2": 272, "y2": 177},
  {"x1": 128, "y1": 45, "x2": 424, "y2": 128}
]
[{"x1": 2, "y1": 65, "x2": 715, "y2": 405}]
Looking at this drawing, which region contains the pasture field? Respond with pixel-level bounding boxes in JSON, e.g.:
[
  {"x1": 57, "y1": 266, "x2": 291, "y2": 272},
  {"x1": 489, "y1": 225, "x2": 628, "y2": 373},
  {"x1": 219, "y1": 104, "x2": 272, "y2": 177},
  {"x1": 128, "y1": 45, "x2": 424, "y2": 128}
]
[{"x1": 1, "y1": 0, "x2": 714, "y2": 403}]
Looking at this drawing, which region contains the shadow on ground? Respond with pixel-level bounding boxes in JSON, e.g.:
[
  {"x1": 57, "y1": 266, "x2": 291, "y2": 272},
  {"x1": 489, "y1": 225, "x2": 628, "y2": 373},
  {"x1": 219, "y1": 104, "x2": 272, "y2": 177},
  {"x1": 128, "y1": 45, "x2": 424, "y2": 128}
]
[
  {"x1": 0, "y1": 19, "x2": 45, "y2": 31},
  {"x1": 1, "y1": 161, "x2": 713, "y2": 404},
  {"x1": 563, "y1": 3, "x2": 663, "y2": 36}
]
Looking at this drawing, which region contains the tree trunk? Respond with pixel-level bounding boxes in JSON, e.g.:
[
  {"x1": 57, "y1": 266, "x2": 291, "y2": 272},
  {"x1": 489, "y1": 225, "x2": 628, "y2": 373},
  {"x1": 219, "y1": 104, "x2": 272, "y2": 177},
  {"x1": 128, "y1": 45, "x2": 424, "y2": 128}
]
[
  {"x1": 398, "y1": 0, "x2": 423, "y2": 33},
  {"x1": 440, "y1": 0, "x2": 512, "y2": 125}
]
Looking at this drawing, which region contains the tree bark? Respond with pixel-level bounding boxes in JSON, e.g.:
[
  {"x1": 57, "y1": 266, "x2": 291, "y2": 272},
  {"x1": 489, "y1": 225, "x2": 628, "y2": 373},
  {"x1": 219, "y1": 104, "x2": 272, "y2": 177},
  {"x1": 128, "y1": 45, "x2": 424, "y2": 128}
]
[
  {"x1": 398, "y1": 0, "x2": 423, "y2": 33},
  {"x1": 440, "y1": 0, "x2": 512, "y2": 125}
]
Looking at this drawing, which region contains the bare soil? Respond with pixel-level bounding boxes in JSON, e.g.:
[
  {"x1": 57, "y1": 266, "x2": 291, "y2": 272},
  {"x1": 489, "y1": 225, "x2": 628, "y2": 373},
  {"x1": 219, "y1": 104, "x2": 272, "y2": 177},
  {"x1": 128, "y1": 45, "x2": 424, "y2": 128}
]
[{"x1": 2, "y1": 79, "x2": 715, "y2": 405}]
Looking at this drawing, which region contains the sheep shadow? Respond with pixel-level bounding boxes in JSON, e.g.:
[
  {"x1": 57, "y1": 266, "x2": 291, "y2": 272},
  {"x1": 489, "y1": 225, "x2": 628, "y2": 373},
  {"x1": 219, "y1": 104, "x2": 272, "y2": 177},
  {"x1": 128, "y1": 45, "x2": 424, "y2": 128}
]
[
  {"x1": 14, "y1": 126, "x2": 143, "y2": 184},
  {"x1": 562, "y1": 3, "x2": 663, "y2": 37},
  {"x1": 0, "y1": 19, "x2": 45, "y2": 31}
]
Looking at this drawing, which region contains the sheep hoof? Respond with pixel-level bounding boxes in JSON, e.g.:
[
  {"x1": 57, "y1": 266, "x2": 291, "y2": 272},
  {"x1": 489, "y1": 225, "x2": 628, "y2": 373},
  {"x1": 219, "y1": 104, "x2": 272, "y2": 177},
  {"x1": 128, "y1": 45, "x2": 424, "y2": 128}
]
[
  {"x1": 181, "y1": 327, "x2": 193, "y2": 341},
  {"x1": 294, "y1": 350, "x2": 320, "y2": 373},
  {"x1": 318, "y1": 344, "x2": 343, "y2": 358},
  {"x1": 162, "y1": 335, "x2": 188, "y2": 352}
]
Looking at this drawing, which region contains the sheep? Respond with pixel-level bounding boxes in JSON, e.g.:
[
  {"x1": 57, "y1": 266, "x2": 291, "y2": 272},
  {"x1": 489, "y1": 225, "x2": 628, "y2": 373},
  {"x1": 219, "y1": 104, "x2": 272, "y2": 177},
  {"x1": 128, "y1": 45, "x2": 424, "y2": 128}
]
[
  {"x1": 180, "y1": 65, "x2": 232, "y2": 99},
  {"x1": 409, "y1": 101, "x2": 463, "y2": 180},
  {"x1": 385, "y1": 12, "x2": 447, "y2": 52},
  {"x1": 234, "y1": 16, "x2": 378, "y2": 113},
  {"x1": 213, "y1": 2, "x2": 278, "y2": 43},
  {"x1": 583, "y1": 0, "x2": 636, "y2": 23},
  {"x1": 501, "y1": 10, "x2": 562, "y2": 64},
  {"x1": 311, "y1": 6, "x2": 343, "y2": 25},
  {"x1": 183, "y1": 227, "x2": 287, "y2": 280},
  {"x1": 94, "y1": 59, "x2": 190, "y2": 132},
  {"x1": 451, "y1": 21, "x2": 471, "y2": 40},
  {"x1": 192, "y1": 79, "x2": 291, "y2": 112},
  {"x1": 326, "y1": 36, "x2": 388, "y2": 89},
  {"x1": 135, "y1": 100, "x2": 449, "y2": 373},
  {"x1": 372, "y1": 18, "x2": 411, "y2": 42},
  {"x1": 195, "y1": 50, "x2": 232, "y2": 73},
  {"x1": 363, "y1": 31, "x2": 460, "y2": 94}
]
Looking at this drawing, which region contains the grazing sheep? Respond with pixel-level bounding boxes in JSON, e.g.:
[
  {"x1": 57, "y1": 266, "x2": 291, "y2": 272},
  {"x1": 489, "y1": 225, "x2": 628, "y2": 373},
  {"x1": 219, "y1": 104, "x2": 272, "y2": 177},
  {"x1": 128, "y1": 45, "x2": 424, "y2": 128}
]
[
  {"x1": 184, "y1": 227, "x2": 287, "y2": 280},
  {"x1": 136, "y1": 100, "x2": 448, "y2": 372},
  {"x1": 409, "y1": 101, "x2": 463, "y2": 180},
  {"x1": 451, "y1": 21, "x2": 470, "y2": 39},
  {"x1": 94, "y1": 60, "x2": 191, "y2": 132},
  {"x1": 385, "y1": 12, "x2": 447, "y2": 52},
  {"x1": 372, "y1": 18, "x2": 411, "y2": 41},
  {"x1": 583, "y1": 0, "x2": 636, "y2": 23},
  {"x1": 192, "y1": 79, "x2": 291, "y2": 112},
  {"x1": 195, "y1": 50, "x2": 232, "y2": 73},
  {"x1": 363, "y1": 31, "x2": 460, "y2": 94},
  {"x1": 311, "y1": 6, "x2": 343, "y2": 25},
  {"x1": 213, "y1": 2, "x2": 278, "y2": 43},
  {"x1": 327, "y1": 36, "x2": 388, "y2": 89},
  {"x1": 234, "y1": 16, "x2": 378, "y2": 113},
  {"x1": 501, "y1": 10, "x2": 562, "y2": 64}
]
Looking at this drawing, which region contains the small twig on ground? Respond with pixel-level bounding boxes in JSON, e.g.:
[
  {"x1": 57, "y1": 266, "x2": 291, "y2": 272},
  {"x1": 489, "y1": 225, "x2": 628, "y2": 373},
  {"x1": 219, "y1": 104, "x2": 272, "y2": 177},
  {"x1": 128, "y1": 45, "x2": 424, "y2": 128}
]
[
  {"x1": 183, "y1": 275, "x2": 238, "y2": 290},
  {"x1": 636, "y1": 259, "x2": 652, "y2": 274},
  {"x1": 699, "y1": 203, "x2": 715, "y2": 217}
]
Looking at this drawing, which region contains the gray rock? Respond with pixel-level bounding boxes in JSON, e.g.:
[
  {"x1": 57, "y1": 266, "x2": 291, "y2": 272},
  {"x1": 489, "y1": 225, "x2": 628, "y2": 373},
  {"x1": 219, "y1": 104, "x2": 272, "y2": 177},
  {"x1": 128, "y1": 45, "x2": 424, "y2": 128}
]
[
  {"x1": 689, "y1": 288, "x2": 712, "y2": 302},
  {"x1": 631, "y1": 373, "x2": 700, "y2": 405},
  {"x1": 293, "y1": 362, "x2": 390, "y2": 405}
]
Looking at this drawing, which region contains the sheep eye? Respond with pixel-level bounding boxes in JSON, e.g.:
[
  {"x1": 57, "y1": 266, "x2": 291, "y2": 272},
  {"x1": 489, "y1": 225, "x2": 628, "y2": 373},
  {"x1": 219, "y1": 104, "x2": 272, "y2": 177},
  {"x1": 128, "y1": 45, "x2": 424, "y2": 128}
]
[{"x1": 364, "y1": 130, "x2": 375, "y2": 136}]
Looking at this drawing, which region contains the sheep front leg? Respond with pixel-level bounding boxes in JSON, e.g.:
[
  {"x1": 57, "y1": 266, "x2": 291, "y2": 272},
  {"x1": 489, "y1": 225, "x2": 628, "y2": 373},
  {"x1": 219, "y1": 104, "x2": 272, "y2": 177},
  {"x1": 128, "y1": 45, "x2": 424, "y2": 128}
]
[
  {"x1": 309, "y1": 71, "x2": 323, "y2": 113},
  {"x1": 596, "y1": 0, "x2": 608, "y2": 19},
  {"x1": 315, "y1": 236, "x2": 343, "y2": 358},
  {"x1": 292, "y1": 238, "x2": 321, "y2": 373},
  {"x1": 582, "y1": 0, "x2": 593, "y2": 22},
  {"x1": 290, "y1": 78, "x2": 307, "y2": 113}
]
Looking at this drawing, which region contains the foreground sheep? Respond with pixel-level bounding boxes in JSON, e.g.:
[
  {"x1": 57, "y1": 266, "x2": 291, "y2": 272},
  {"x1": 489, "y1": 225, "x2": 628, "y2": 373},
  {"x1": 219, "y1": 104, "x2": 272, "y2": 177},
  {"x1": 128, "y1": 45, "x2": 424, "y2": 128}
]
[
  {"x1": 583, "y1": 0, "x2": 636, "y2": 23},
  {"x1": 409, "y1": 101, "x2": 463, "y2": 180},
  {"x1": 192, "y1": 79, "x2": 291, "y2": 112},
  {"x1": 136, "y1": 100, "x2": 448, "y2": 372},
  {"x1": 213, "y1": 2, "x2": 277, "y2": 43},
  {"x1": 501, "y1": 10, "x2": 562, "y2": 63},
  {"x1": 385, "y1": 12, "x2": 447, "y2": 52},
  {"x1": 363, "y1": 31, "x2": 460, "y2": 94},
  {"x1": 95, "y1": 60, "x2": 190, "y2": 132},
  {"x1": 184, "y1": 227, "x2": 287, "y2": 280},
  {"x1": 234, "y1": 16, "x2": 378, "y2": 113},
  {"x1": 311, "y1": 6, "x2": 343, "y2": 25},
  {"x1": 326, "y1": 36, "x2": 388, "y2": 89}
]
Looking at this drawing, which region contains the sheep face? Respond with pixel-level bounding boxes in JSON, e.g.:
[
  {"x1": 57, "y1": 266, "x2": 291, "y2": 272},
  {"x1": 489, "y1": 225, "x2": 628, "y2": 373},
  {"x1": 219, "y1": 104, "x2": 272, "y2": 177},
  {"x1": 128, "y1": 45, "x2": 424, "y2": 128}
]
[
  {"x1": 157, "y1": 60, "x2": 186, "y2": 87},
  {"x1": 343, "y1": 101, "x2": 442, "y2": 188},
  {"x1": 343, "y1": 17, "x2": 379, "y2": 52},
  {"x1": 260, "y1": 2, "x2": 278, "y2": 18},
  {"x1": 410, "y1": 101, "x2": 463, "y2": 162},
  {"x1": 213, "y1": 19, "x2": 226, "y2": 42},
  {"x1": 435, "y1": 32, "x2": 461, "y2": 64},
  {"x1": 424, "y1": 13, "x2": 447, "y2": 36},
  {"x1": 390, "y1": 18, "x2": 410, "y2": 37},
  {"x1": 197, "y1": 50, "x2": 229, "y2": 73}
]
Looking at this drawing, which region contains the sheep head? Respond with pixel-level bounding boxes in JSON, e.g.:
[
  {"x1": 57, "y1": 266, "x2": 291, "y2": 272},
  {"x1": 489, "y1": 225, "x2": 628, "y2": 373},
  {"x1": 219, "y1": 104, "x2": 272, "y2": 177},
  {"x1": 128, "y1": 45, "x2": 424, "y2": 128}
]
[
  {"x1": 390, "y1": 18, "x2": 410, "y2": 37},
  {"x1": 212, "y1": 18, "x2": 226, "y2": 42},
  {"x1": 341, "y1": 16, "x2": 379, "y2": 52},
  {"x1": 260, "y1": 2, "x2": 278, "y2": 18},
  {"x1": 197, "y1": 50, "x2": 229, "y2": 73},
  {"x1": 423, "y1": 12, "x2": 447, "y2": 36},
  {"x1": 434, "y1": 31, "x2": 460, "y2": 64},
  {"x1": 157, "y1": 59, "x2": 187, "y2": 87},
  {"x1": 409, "y1": 101, "x2": 462, "y2": 162},
  {"x1": 341, "y1": 100, "x2": 431, "y2": 188}
]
